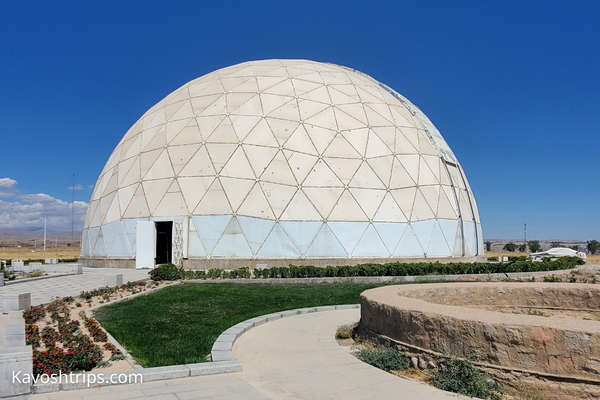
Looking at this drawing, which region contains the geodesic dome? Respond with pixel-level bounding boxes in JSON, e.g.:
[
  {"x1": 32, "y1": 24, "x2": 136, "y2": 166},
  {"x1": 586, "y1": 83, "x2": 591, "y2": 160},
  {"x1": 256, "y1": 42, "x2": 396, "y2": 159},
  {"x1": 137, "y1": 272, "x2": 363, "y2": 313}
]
[{"x1": 81, "y1": 59, "x2": 483, "y2": 268}]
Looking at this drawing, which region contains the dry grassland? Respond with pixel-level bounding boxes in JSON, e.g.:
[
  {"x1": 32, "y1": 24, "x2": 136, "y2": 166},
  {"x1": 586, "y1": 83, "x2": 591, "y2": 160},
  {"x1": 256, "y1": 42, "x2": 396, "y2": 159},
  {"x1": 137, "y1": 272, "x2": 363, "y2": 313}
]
[{"x1": 0, "y1": 246, "x2": 81, "y2": 261}]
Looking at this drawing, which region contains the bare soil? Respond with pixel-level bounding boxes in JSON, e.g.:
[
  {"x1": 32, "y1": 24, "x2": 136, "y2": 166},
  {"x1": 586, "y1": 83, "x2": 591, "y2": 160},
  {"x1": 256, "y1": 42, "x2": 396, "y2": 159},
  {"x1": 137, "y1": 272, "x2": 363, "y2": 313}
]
[{"x1": 1, "y1": 246, "x2": 80, "y2": 261}]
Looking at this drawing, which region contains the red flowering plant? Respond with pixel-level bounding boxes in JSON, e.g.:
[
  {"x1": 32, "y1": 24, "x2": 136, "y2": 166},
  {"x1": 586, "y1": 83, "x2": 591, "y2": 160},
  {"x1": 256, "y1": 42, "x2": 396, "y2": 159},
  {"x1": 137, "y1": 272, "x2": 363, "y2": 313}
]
[{"x1": 25, "y1": 324, "x2": 41, "y2": 348}]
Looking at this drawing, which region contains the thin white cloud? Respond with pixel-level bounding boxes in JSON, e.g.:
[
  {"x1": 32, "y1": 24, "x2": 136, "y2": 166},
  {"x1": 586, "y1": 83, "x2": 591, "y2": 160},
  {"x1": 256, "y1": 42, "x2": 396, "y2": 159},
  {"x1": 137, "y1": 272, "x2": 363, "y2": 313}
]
[
  {"x1": 0, "y1": 178, "x2": 17, "y2": 189},
  {"x1": 0, "y1": 196, "x2": 87, "y2": 231},
  {"x1": 68, "y1": 184, "x2": 84, "y2": 191}
]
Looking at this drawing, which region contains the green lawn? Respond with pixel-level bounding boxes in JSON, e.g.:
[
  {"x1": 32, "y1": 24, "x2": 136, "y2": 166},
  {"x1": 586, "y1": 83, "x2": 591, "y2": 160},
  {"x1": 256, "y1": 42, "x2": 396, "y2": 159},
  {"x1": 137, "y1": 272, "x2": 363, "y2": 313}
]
[{"x1": 94, "y1": 282, "x2": 387, "y2": 367}]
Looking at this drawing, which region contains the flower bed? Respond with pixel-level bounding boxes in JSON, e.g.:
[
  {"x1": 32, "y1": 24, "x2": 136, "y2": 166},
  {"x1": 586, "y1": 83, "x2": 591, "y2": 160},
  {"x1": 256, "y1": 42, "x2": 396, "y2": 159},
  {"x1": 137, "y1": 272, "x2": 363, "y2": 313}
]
[{"x1": 23, "y1": 279, "x2": 166, "y2": 375}]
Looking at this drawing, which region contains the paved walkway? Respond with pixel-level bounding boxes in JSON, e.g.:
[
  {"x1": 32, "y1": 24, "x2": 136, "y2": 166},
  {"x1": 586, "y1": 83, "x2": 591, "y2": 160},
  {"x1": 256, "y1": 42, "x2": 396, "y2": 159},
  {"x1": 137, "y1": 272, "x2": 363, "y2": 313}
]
[{"x1": 2, "y1": 268, "x2": 469, "y2": 400}]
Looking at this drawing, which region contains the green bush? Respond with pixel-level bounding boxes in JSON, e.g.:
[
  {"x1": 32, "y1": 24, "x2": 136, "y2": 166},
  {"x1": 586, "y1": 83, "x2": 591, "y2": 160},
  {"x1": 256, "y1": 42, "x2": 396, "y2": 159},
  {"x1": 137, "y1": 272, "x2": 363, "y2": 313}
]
[
  {"x1": 355, "y1": 345, "x2": 409, "y2": 372},
  {"x1": 149, "y1": 263, "x2": 182, "y2": 281},
  {"x1": 432, "y1": 355, "x2": 502, "y2": 400}
]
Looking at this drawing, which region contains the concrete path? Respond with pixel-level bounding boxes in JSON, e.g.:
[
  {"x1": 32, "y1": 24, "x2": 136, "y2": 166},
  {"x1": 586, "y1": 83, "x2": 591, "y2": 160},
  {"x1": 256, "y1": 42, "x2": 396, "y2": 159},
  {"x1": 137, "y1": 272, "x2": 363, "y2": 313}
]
[{"x1": 0, "y1": 267, "x2": 150, "y2": 308}]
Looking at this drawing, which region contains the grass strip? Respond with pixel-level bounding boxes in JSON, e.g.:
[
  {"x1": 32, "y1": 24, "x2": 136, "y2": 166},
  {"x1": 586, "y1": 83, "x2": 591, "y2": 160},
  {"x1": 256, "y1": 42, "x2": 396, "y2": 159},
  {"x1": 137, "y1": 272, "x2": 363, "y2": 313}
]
[{"x1": 94, "y1": 282, "x2": 386, "y2": 367}]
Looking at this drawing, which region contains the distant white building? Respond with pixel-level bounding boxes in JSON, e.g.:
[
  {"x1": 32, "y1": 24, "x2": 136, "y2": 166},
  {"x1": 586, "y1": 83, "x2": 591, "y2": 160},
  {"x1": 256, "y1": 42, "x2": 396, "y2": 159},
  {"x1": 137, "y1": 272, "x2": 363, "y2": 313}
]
[{"x1": 81, "y1": 59, "x2": 484, "y2": 269}]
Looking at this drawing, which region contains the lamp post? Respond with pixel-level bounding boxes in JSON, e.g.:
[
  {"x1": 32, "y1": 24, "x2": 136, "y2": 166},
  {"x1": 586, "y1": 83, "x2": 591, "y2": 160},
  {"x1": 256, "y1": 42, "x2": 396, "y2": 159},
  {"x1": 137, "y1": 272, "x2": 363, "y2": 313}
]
[{"x1": 43, "y1": 214, "x2": 47, "y2": 252}]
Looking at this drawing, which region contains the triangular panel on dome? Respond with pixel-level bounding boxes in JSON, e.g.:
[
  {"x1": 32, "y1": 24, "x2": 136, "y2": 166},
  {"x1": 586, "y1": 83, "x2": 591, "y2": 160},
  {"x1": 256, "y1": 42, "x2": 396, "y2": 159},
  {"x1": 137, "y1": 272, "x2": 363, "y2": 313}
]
[
  {"x1": 366, "y1": 102, "x2": 395, "y2": 125},
  {"x1": 266, "y1": 98, "x2": 300, "y2": 121},
  {"x1": 353, "y1": 224, "x2": 389, "y2": 257},
  {"x1": 122, "y1": 219, "x2": 138, "y2": 255},
  {"x1": 101, "y1": 190, "x2": 121, "y2": 225},
  {"x1": 411, "y1": 188, "x2": 436, "y2": 221},
  {"x1": 323, "y1": 157, "x2": 362, "y2": 184},
  {"x1": 234, "y1": 94, "x2": 263, "y2": 116},
  {"x1": 167, "y1": 144, "x2": 201, "y2": 175},
  {"x1": 260, "y1": 93, "x2": 294, "y2": 116},
  {"x1": 458, "y1": 189, "x2": 474, "y2": 222},
  {"x1": 397, "y1": 154, "x2": 419, "y2": 185},
  {"x1": 86, "y1": 227, "x2": 100, "y2": 255},
  {"x1": 333, "y1": 107, "x2": 367, "y2": 131},
  {"x1": 391, "y1": 187, "x2": 417, "y2": 221},
  {"x1": 286, "y1": 152, "x2": 319, "y2": 184},
  {"x1": 327, "y1": 87, "x2": 359, "y2": 105},
  {"x1": 453, "y1": 222, "x2": 465, "y2": 256},
  {"x1": 394, "y1": 129, "x2": 419, "y2": 155},
  {"x1": 279, "y1": 190, "x2": 321, "y2": 221},
  {"x1": 438, "y1": 219, "x2": 459, "y2": 253},
  {"x1": 120, "y1": 157, "x2": 141, "y2": 188},
  {"x1": 92, "y1": 229, "x2": 106, "y2": 257},
  {"x1": 142, "y1": 108, "x2": 165, "y2": 129},
  {"x1": 260, "y1": 151, "x2": 298, "y2": 186},
  {"x1": 99, "y1": 191, "x2": 117, "y2": 224},
  {"x1": 463, "y1": 220, "x2": 476, "y2": 256},
  {"x1": 367, "y1": 156, "x2": 393, "y2": 187},
  {"x1": 195, "y1": 115, "x2": 226, "y2": 140},
  {"x1": 193, "y1": 215, "x2": 232, "y2": 254},
  {"x1": 238, "y1": 216, "x2": 276, "y2": 254},
  {"x1": 103, "y1": 220, "x2": 132, "y2": 257},
  {"x1": 193, "y1": 179, "x2": 233, "y2": 215},
  {"x1": 206, "y1": 117, "x2": 238, "y2": 144},
  {"x1": 211, "y1": 217, "x2": 253, "y2": 258},
  {"x1": 154, "y1": 191, "x2": 187, "y2": 217},
  {"x1": 417, "y1": 130, "x2": 438, "y2": 156},
  {"x1": 302, "y1": 160, "x2": 344, "y2": 187},
  {"x1": 190, "y1": 94, "x2": 222, "y2": 114},
  {"x1": 426, "y1": 220, "x2": 452, "y2": 257},
  {"x1": 237, "y1": 183, "x2": 276, "y2": 219},
  {"x1": 411, "y1": 219, "x2": 436, "y2": 256},
  {"x1": 142, "y1": 125, "x2": 168, "y2": 153},
  {"x1": 87, "y1": 200, "x2": 102, "y2": 228},
  {"x1": 279, "y1": 221, "x2": 323, "y2": 254},
  {"x1": 305, "y1": 223, "x2": 347, "y2": 257},
  {"x1": 283, "y1": 125, "x2": 318, "y2": 155},
  {"x1": 220, "y1": 177, "x2": 255, "y2": 212},
  {"x1": 262, "y1": 79, "x2": 294, "y2": 96},
  {"x1": 302, "y1": 187, "x2": 344, "y2": 219},
  {"x1": 389, "y1": 104, "x2": 415, "y2": 128},
  {"x1": 420, "y1": 185, "x2": 441, "y2": 218},
  {"x1": 143, "y1": 150, "x2": 174, "y2": 181},
  {"x1": 229, "y1": 78, "x2": 259, "y2": 94},
  {"x1": 243, "y1": 145, "x2": 278, "y2": 177},
  {"x1": 303, "y1": 124, "x2": 335, "y2": 155},
  {"x1": 349, "y1": 188, "x2": 386, "y2": 220},
  {"x1": 256, "y1": 76, "x2": 289, "y2": 92},
  {"x1": 230, "y1": 115, "x2": 262, "y2": 141},
  {"x1": 372, "y1": 192, "x2": 407, "y2": 222},
  {"x1": 117, "y1": 156, "x2": 137, "y2": 186},
  {"x1": 364, "y1": 105, "x2": 394, "y2": 128},
  {"x1": 122, "y1": 133, "x2": 143, "y2": 160},
  {"x1": 178, "y1": 176, "x2": 214, "y2": 213},
  {"x1": 328, "y1": 221, "x2": 368, "y2": 255},
  {"x1": 205, "y1": 143, "x2": 237, "y2": 173},
  {"x1": 304, "y1": 107, "x2": 337, "y2": 131},
  {"x1": 341, "y1": 127, "x2": 369, "y2": 156},
  {"x1": 187, "y1": 229, "x2": 206, "y2": 257},
  {"x1": 297, "y1": 98, "x2": 330, "y2": 121},
  {"x1": 355, "y1": 85, "x2": 385, "y2": 104},
  {"x1": 260, "y1": 181, "x2": 297, "y2": 219},
  {"x1": 81, "y1": 229, "x2": 91, "y2": 257},
  {"x1": 320, "y1": 71, "x2": 352, "y2": 85},
  {"x1": 323, "y1": 134, "x2": 362, "y2": 159},
  {"x1": 372, "y1": 126, "x2": 396, "y2": 150},
  {"x1": 243, "y1": 118, "x2": 279, "y2": 148},
  {"x1": 221, "y1": 146, "x2": 255, "y2": 179},
  {"x1": 301, "y1": 85, "x2": 331, "y2": 104},
  {"x1": 328, "y1": 190, "x2": 368, "y2": 222},
  {"x1": 336, "y1": 103, "x2": 369, "y2": 126},
  {"x1": 267, "y1": 117, "x2": 298, "y2": 145},
  {"x1": 221, "y1": 76, "x2": 252, "y2": 92},
  {"x1": 373, "y1": 222, "x2": 408, "y2": 253},
  {"x1": 141, "y1": 179, "x2": 171, "y2": 215},
  {"x1": 257, "y1": 224, "x2": 299, "y2": 258},
  {"x1": 169, "y1": 119, "x2": 203, "y2": 146},
  {"x1": 123, "y1": 185, "x2": 150, "y2": 219},
  {"x1": 437, "y1": 186, "x2": 458, "y2": 219},
  {"x1": 328, "y1": 83, "x2": 359, "y2": 98},
  {"x1": 178, "y1": 146, "x2": 215, "y2": 177},
  {"x1": 349, "y1": 162, "x2": 386, "y2": 189},
  {"x1": 418, "y1": 156, "x2": 438, "y2": 186},
  {"x1": 198, "y1": 95, "x2": 227, "y2": 117},
  {"x1": 394, "y1": 225, "x2": 425, "y2": 257}
]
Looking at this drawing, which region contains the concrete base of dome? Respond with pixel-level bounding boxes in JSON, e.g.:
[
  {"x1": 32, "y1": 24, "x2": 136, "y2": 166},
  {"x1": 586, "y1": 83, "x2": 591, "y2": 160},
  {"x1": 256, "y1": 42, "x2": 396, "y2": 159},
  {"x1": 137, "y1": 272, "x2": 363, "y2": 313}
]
[{"x1": 80, "y1": 256, "x2": 486, "y2": 269}]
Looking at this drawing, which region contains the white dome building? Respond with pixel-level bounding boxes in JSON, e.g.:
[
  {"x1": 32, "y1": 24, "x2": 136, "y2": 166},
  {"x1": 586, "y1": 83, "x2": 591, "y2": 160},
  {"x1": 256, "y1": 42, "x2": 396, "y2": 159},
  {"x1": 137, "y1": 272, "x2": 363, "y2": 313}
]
[{"x1": 81, "y1": 59, "x2": 483, "y2": 269}]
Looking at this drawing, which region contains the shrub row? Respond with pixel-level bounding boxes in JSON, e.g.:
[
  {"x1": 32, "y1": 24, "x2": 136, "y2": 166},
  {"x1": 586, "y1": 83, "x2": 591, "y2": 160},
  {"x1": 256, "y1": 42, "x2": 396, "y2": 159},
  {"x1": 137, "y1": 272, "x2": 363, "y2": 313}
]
[
  {"x1": 149, "y1": 257, "x2": 584, "y2": 281},
  {"x1": 254, "y1": 256, "x2": 584, "y2": 278}
]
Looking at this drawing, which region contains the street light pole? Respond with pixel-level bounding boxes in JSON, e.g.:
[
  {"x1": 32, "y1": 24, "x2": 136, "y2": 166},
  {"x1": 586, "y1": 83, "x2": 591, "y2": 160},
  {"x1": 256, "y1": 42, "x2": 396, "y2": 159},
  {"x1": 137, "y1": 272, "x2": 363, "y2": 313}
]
[{"x1": 43, "y1": 214, "x2": 47, "y2": 252}]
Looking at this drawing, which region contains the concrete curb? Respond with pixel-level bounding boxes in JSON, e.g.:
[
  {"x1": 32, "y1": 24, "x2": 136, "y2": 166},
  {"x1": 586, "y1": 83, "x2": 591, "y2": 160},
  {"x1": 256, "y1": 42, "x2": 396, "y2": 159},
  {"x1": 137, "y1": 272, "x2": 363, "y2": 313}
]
[{"x1": 210, "y1": 304, "x2": 359, "y2": 362}]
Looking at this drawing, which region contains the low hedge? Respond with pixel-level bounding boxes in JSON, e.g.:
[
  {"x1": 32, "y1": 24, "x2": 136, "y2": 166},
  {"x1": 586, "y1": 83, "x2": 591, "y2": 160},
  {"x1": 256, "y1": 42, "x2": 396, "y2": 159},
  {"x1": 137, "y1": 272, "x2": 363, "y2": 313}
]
[
  {"x1": 254, "y1": 256, "x2": 584, "y2": 278},
  {"x1": 149, "y1": 257, "x2": 584, "y2": 281}
]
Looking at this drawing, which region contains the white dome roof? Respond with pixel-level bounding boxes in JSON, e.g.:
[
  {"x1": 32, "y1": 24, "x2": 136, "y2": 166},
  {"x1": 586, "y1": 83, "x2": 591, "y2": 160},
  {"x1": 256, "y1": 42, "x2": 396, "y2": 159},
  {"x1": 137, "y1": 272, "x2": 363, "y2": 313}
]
[{"x1": 83, "y1": 59, "x2": 482, "y2": 262}]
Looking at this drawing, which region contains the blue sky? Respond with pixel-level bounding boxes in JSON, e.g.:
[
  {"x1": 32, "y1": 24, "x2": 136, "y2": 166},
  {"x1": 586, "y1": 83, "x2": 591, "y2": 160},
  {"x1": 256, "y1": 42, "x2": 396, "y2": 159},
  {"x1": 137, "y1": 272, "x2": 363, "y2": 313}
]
[{"x1": 0, "y1": 1, "x2": 598, "y2": 240}]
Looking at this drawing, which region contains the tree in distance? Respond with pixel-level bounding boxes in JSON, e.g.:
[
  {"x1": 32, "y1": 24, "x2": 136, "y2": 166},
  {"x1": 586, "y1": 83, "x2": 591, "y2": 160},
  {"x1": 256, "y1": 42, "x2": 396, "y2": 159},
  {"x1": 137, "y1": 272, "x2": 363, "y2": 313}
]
[
  {"x1": 528, "y1": 240, "x2": 542, "y2": 253},
  {"x1": 485, "y1": 241, "x2": 492, "y2": 252},
  {"x1": 503, "y1": 242, "x2": 517, "y2": 252},
  {"x1": 518, "y1": 243, "x2": 527, "y2": 252},
  {"x1": 570, "y1": 245, "x2": 581, "y2": 251},
  {"x1": 550, "y1": 241, "x2": 562, "y2": 248},
  {"x1": 588, "y1": 240, "x2": 600, "y2": 255}
]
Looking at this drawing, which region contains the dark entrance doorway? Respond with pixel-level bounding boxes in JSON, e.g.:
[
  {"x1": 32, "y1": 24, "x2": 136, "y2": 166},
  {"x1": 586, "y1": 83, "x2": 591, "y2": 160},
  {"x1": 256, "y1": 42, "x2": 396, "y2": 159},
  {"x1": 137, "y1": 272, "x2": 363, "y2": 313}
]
[{"x1": 155, "y1": 221, "x2": 172, "y2": 264}]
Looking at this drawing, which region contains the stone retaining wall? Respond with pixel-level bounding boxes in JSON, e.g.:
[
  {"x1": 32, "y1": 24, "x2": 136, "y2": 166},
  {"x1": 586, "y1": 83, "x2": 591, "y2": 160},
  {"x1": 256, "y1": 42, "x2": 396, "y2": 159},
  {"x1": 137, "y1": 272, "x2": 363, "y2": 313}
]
[{"x1": 360, "y1": 283, "x2": 600, "y2": 380}]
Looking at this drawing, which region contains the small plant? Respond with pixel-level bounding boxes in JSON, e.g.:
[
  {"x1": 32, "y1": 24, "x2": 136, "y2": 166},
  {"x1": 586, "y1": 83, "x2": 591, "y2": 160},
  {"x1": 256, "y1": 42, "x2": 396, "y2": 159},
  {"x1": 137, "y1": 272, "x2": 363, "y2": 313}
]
[
  {"x1": 207, "y1": 268, "x2": 223, "y2": 279},
  {"x1": 149, "y1": 263, "x2": 182, "y2": 281},
  {"x1": 569, "y1": 273, "x2": 578, "y2": 283},
  {"x1": 23, "y1": 306, "x2": 46, "y2": 324},
  {"x1": 355, "y1": 344, "x2": 410, "y2": 372},
  {"x1": 26, "y1": 324, "x2": 41, "y2": 348},
  {"x1": 432, "y1": 355, "x2": 502, "y2": 400},
  {"x1": 543, "y1": 275, "x2": 561, "y2": 283},
  {"x1": 335, "y1": 323, "x2": 356, "y2": 340},
  {"x1": 526, "y1": 308, "x2": 547, "y2": 317},
  {"x1": 519, "y1": 383, "x2": 544, "y2": 400},
  {"x1": 28, "y1": 270, "x2": 45, "y2": 278}
]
